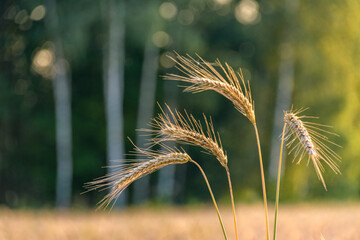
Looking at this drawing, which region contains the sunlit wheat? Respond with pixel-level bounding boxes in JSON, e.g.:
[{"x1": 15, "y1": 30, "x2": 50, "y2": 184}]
[
  {"x1": 146, "y1": 104, "x2": 227, "y2": 167},
  {"x1": 85, "y1": 145, "x2": 190, "y2": 209},
  {"x1": 284, "y1": 107, "x2": 341, "y2": 189},
  {"x1": 165, "y1": 53, "x2": 255, "y2": 124}
]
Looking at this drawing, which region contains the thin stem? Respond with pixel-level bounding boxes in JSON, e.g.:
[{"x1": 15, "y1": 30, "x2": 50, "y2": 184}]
[
  {"x1": 253, "y1": 123, "x2": 270, "y2": 240},
  {"x1": 190, "y1": 160, "x2": 228, "y2": 240},
  {"x1": 273, "y1": 123, "x2": 287, "y2": 240},
  {"x1": 225, "y1": 166, "x2": 239, "y2": 240}
]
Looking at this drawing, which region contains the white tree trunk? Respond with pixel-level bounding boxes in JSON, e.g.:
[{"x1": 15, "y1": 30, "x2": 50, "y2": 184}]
[
  {"x1": 268, "y1": 0, "x2": 297, "y2": 179},
  {"x1": 156, "y1": 81, "x2": 178, "y2": 202},
  {"x1": 103, "y1": 0, "x2": 126, "y2": 207},
  {"x1": 156, "y1": 157, "x2": 176, "y2": 201},
  {"x1": 46, "y1": 0, "x2": 73, "y2": 208},
  {"x1": 132, "y1": 39, "x2": 160, "y2": 204},
  {"x1": 268, "y1": 43, "x2": 294, "y2": 179},
  {"x1": 53, "y1": 58, "x2": 73, "y2": 208}
]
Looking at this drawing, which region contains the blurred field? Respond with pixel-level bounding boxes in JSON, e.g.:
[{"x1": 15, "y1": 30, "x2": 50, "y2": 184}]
[{"x1": 0, "y1": 203, "x2": 359, "y2": 240}]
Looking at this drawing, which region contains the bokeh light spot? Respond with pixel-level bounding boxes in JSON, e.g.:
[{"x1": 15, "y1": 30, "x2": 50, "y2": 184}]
[
  {"x1": 33, "y1": 49, "x2": 53, "y2": 68},
  {"x1": 14, "y1": 9, "x2": 28, "y2": 25},
  {"x1": 178, "y1": 9, "x2": 194, "y2": 25},
  {"x1": 30, "y1": 5, "x2": 46, "y2": 21},
  {"x1": 214, "y1": 0, "x2": 232, "y2": 5},
  {"x1": 160, "y1": 51, "x2": 176, "y2": 68},
  {"x1": 3, "y1": 5, "x2": 18, "y2": 20},
  {"x1": 19, "y1": 19, "x2": 32, "y2": 31},
  {"x1": 32, "y1": 47, "x2": 55, "y2": 78},
  {"x1": 152, "y1": 31, "x2": 171, "y2": 48},
  {"x1": 159, "y1": 2, "x2": 178, "y2": 20},
  {"x1": 235, "y1": 0, "x2": 260, "y2": 25},
  {"x1": 11, "y1": 37, "x2": 26, "y2": 56}
]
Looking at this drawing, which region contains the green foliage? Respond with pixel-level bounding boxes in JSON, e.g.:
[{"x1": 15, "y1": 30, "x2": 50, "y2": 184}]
[
  {"x1": 282, "y1": 0, "x2": 360, "y2": 198},
  {"x1": 0, "y1": 0, "x2": 359, "y2": 207}
]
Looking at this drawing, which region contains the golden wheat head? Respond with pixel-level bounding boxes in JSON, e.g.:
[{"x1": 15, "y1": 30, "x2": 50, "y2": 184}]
[
  {"x1": 283, "y1": 107, "x2": 341, "y2": 190},
  {"x1": 165, "y1": 53, "x2": 255, "y2": 124},
  {"x1": 144, "y1": 104, "x2": 228, "y2": 167},
  {"x1": 84, "y1": 144, "x2": 191, "y2": 209}
]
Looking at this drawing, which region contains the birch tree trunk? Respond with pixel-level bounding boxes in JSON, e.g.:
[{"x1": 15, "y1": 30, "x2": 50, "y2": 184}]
[
  {"x1": 103, "y1": 0, "x2": 126, "y2": 207},
  {"x1": 268, "y1": 43, "x2": 294, "y2": 179},
  {"x1": 268, "y1": 0, "x2": 297, "y2": 180},
  {"x1": 155, "y1": 18, "x2": 185, "y2": 203},
  {"x1": 156, "y1": 81, "x2": 178, "y2": 202},
  {"x1": 132, "y1": 39, "x2": 160, "y2": 204},
  {"x1": 46, "y1": 0, "x2": 73, "y2": 208}
]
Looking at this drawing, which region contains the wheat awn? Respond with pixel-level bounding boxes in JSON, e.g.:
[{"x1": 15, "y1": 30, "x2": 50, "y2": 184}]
[
  {"x1": 165, "y1": 53, "x2": 255, "y2": 124},
  {"x1": 283, "y1": 108, "x2": 341, "y2": 189},
  {"x1": 84, "y1": 145, "x2": 190, "y2": 209}
]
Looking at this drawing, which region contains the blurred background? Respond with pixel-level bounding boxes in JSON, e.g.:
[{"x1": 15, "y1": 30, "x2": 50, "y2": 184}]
[{"x1": 1, "y1": 0, "x2": 359, "y2": 211}]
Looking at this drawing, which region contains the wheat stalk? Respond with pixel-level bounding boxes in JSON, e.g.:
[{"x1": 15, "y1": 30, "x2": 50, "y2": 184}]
[
  {"x1": 273, "y1": 107, "x2": 341, "y2": 240},
  {"x1": 165, "y1": 53, "x2": 255, "y2": 124},
  {"x1": 142, "y1": 104, "x2": 240, "y2": 240},
  {"x1": 85, "y1": 140, "x2": 229, "y2": 239},
  {"x1": 166, "y1": 54, "x2": 270, "y2": 240}
]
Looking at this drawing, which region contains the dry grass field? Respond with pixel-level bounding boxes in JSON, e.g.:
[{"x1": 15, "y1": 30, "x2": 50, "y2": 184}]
[{"x1": 0, "y1": 203, "x2": 359, "y2": 240}]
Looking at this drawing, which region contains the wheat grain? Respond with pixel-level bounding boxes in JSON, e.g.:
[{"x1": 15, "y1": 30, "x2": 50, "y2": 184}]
[
  {"x1": 284, "y1": 108, "x2": 341, "y2": 189},
  {"x1": 165, "y1": 53, "x2": 255, "y2": 124}
]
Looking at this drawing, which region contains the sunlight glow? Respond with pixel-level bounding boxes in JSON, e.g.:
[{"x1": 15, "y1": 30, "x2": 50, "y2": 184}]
[
  {"x1": 235, "y1": 0, "x2": 260, "y2": 25},
  {"x1": 33, "y1": 49, "x2": 53, "y2": 68},
  {"x1": 214, "y1": 0, "x2": 232, "y2": 5},
  {"x1": 32, "y1": 48, "x2": 54, "y2": 78},
  {"x1": 30, "y1": 5, "x2": 46, "y2": 21},
  {"x1": 14, "y1": 10, "x2": 28, "y2": 25},
  {"x1": 160, "y1": 51, "x2": 176, "y2": 68},
  {"x1": 159, "y1": 2, "x2": 178, "y2": 20},
  {"x1": 152, "y1": 31, "x2": 171, "y2": 48}
]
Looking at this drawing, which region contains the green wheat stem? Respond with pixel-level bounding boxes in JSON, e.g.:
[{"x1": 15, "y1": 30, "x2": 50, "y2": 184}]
[
  {"x1": 191, "y1": 160, "x2": 228, "y2": 240},
  {"x1": 273, "y1": 123, "x2": 287, "y2": 240},
  {"x1": 225, "y1": 166, "x2": 239, "y2": 240},
  {"x1": 253, "y1": 123, "x2": 270, "y2": 240}
]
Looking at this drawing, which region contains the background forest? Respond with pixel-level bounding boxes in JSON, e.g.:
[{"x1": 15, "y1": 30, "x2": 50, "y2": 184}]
[{"x1": 1, "y1": 0, "x2": 359, "y2": 209}]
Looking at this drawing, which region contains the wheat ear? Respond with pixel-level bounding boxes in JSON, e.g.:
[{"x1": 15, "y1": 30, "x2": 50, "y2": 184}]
[
  {"x1": 273, "y1": 108, "x2": 341, "y2": 240},
  {"x1": 85, "y1": 141, "x2": 229, "y2": 239},
  {"x1": 283, "y1": 107, "x2": 341, "y2": 189},
  {"x1": 84, "y1": 146, "x2": 190, "y2": 209},
  {"x1": 166, "y1": 54, "x2": 270, "y2": 240},
  {"x1": 144, "y1": 104, "x2": 239, "y2": 240},
  {"x1": 165, "y1": 53, "x2": 255, "y2": 124},
  {"x1": 147, "y1": 104, "x2": 227, "y2": 167}
]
